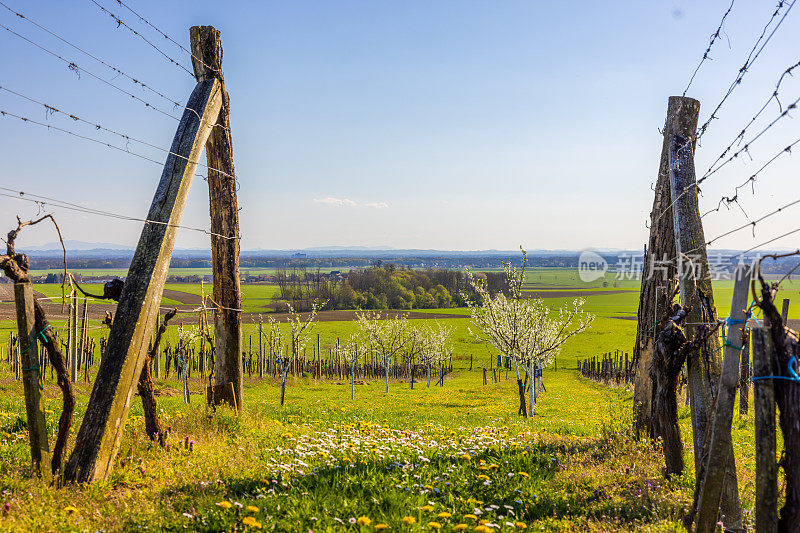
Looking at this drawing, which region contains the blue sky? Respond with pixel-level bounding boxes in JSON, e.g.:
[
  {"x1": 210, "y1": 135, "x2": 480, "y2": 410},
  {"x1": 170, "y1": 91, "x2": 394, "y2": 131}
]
[{"x1": 1, "y1": 1, "x2": 799, "y2": 251}]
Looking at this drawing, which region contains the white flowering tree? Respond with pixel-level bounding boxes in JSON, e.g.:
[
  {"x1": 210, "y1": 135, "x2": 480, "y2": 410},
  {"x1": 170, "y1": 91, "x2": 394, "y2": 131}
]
[
  {"x1": 262, "y1": 302, "x2": 322, "y2": 406},
  {"x1": 403, "y1": 327, "x2": 429, "y2": 389},
  {"x1": 356, "y1": 310, "x2": 409, "y2": 393},
  {"x1": 334, "y1": 334, "x2": 363, "y2": 400},
  {"x1": 464, "y1": 248, "x2": 594, "y2": 417},
  {"x1": 422, "y1": 321, "x2": 453, "y2": 387}
]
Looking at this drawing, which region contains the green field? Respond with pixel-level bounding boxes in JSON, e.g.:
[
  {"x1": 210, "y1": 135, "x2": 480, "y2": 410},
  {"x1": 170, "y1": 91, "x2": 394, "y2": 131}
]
[{"x1": 0, "y1": 268, "x2": 797, "y2": 531}]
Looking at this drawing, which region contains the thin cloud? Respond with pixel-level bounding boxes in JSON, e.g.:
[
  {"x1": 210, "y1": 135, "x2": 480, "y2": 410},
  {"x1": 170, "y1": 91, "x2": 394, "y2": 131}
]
[
  {"x1": 313, "y1": 197, "x2": 357, "y2": 207},
  {"x1": 313, "y1": 197, "x2": 388, "y2": 208}
]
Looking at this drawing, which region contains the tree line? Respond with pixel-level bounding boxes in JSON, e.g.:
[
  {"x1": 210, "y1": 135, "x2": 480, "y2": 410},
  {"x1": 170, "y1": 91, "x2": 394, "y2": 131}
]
[{"x1": 275, "y1": 264, "x2": 508, "y2": 311}]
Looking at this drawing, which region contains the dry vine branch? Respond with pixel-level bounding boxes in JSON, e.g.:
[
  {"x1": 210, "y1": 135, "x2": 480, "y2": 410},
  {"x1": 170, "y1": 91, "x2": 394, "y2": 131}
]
[
  {"x1": 138, "y1": 308, "x2": 177, "y2": 441},
  {"x1": 650, "y1": 279, "x2": 721, "y2": 478},
  {"x1": 0, "y1": 214, "x2": 74, "y2": 478}
]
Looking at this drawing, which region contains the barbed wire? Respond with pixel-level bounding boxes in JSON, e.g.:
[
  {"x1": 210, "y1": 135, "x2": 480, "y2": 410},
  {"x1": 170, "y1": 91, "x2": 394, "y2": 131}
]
[
  {"x1": 696, "y1": 0, "x2": 795, "y2": 142},
  {"x1": 733, "y1": 225, "x2": 800, "y2": 258},
  {"x1": 700, "y1": 135, "x2": 800, "y2": 216},
  {"x1": 701, "y1": 196, "x2": 800, "y2": 251},
  {"x1": 112, "y1": 0, "x2": 222, "y2": 75},
  {"x1": 87, "y1": 0, "x2": 193, "y2": 76},
  {"x1": 0, "y1": 85, "x2": 235, "y2": 180},
  {"x1": 0, "y1": 187, "x2": 238, "y2": 241},
  {"x1": 683, "y1": 0, "x2": 736, "y2": 97},
  {"x1": 649, "y1": 129, "x2": 800, "y2": 230},
  {"x1": 0, "y1": 1, "x2": 192, "y2": 114},
  {"x1": 0, "y1": 21, "x2": 182, "y2": 122},
  {"x1": 700, "y1": 59, "x2": 800, "y2": 181}
]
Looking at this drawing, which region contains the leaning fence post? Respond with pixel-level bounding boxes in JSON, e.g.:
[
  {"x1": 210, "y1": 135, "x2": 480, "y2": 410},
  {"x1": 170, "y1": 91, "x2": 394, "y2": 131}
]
[
  {"x1": 15, "y1": 282, "x2": 51, "y2": 481},
  {"x1": 781, "y1": 298, "x2": 790, "y2": 322},
  {"x1": 694, "y1": 265, "x2": 749, "y2": 532},
  {"x1": 752, "y1": 327, "x2": 778, "y2": 533},
  {"x1": 62, "y1": 74, "x2": 223, "y2": 484},
  {"x1": 666, "y1": 95, "x2": 740, "y2": 525}
]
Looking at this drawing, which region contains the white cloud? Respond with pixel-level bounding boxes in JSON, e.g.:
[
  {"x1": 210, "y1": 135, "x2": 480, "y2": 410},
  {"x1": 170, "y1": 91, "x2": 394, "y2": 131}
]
[
  {"x1": 313, "y1": 197, "x2": 357, "y2": 207},
  {"x1": 312, "y1": 197, "x2": 388, "y2": 209}
]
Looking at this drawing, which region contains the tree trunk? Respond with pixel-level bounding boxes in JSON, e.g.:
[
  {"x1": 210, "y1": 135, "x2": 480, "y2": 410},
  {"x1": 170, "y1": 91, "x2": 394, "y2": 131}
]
[{"x1": 280, "y1": 373, "x2": 286, "y2": 406}]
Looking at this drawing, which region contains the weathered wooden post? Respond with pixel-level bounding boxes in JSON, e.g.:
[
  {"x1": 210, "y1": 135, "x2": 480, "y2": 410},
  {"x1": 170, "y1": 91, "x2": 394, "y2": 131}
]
[
  {"x1": 739, "y1": 330, "x2": 750, "y2": 417},
  {"x1": 632, "y1": 95, "x2": 690, "y2": 439},
  {"x1": 781, "y1": 298, "x2": 790, "y2": 322},
  {"x1": 752, "y1": 327, "x2": 778, "y2": 532},
  {"x1": 694, "y1": 265, "x2": 749, "y2": 532},
  {"x1": 665, "y1": 96, "x2": 740, "y2": 527},
  {"x1": 62, "y1": 74, "x2": 223, "y2": 484},
  {"x1": 15, "y1": 282, "x2": 51, "y2": 480},
  {"x1": 69, "y1": 294, "x2": 78, "y2": 382},
  {"x1": 190, "y1": 26, "x2": 243, "y2": 411}
]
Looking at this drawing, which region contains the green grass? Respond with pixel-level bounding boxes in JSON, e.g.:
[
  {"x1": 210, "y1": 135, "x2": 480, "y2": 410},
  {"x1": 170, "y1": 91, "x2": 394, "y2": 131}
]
[{"x1": 0, "y1": 269, "x2": 794, "y2": 531}]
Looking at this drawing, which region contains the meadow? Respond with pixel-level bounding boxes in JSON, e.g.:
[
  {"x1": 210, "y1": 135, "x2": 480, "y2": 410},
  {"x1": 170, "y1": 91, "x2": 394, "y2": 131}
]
[{"x1": 0, "y1": 268, "x2": 796, "y2": 531}]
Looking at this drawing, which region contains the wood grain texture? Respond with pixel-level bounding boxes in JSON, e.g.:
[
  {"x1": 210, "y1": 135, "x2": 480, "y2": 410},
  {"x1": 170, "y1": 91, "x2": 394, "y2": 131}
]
[
  {"x1": 752, "y1": 327, "x2": 778, "y2": 533},
  {"x1": 15, "y1": 282, "x2": 51, "y2": 481},
  {"x1": 694, "y1": 265, "x2": 750, "y2": 532},
  {"x1": 190, "y1": 25, "x2": 243, "y2": 410},
  {"x1": 666, "y1": 96, "x2": 740, "y2": 530},
  {"x1": 63, "y1": 78, "x2": 222, "y2": 484}
]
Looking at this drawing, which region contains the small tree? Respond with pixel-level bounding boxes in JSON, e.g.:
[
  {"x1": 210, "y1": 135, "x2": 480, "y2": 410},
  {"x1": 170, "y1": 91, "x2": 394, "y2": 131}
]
[
  {"x1": 335, "y1": 334, "x2": 363, "y2": 400},
  {"x1": 422, "y1": 322, "x2": 453, "y2": 387},
  {"x1": 465, "y1": 248, "x2": 594, "y2": 417},
  {"x1": 404, "y1": 327, "x2": 429, "y2": 389},
  {"x1": 263, "y1": 302, "x2": 321, "y2": 405},
  {"x1": 356, "y1": 310, "x2": 409, "y2": 393}
]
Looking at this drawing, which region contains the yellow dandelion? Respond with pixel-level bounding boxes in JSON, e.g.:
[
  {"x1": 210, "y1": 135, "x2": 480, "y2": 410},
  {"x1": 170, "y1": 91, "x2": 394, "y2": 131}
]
[
  {"x1": 421, "y1": 505, "x2": 434, "y2": 512},
  {"x1": 253, "y1": 522, "x2": 262, "y2": 530},
  {"x1": 515, "y1": 522, "x2": 527, "y2": 529},
  {"x1": 460, "y1": 454, "x2": 471, "y2": 460},
  {"x1": 357, "y1": 516, "x2": 371, "y2": 526},
  {"x1": 246, "y1": 505, "x2": 259, "y2": 513},
  {"x1": 517, "y1": 471, "x2": 530, "y2": 478},
  {"x1": 427, "y1": 522, "x2": 442, "y2": 529},
  {"x1": 402, "y1": 516, "x2": 416, "y2": 524},
  {"x1": 437, "y1": 512, "x2": 452, "y2": 519},
  {"x1": 375, "y1": 525, "x2": 389, "y2": 531},
  {"x1": 454, "y1": 525, "x2": 468, "y2": 531},
  {"x1": 63, "y1": 506, "x2": 79, "y2": 514},
  {"x1": 464, "y1": 514, "x2": 478, "y2": 520},
  {"x1": 476, "y1": 526, "x2": 491, "y2": 533},
  {"x1": 424, "y1": 484, "x2": 434, "y2": 490},
  {"x1": 217, "y1": 501, "x2": 233, "y2": 509},
  {"x1": 243, "y1": 516, "x2": 257, "y2": 526},
  {"x1": 477, "y1": 474, "x2": 490, "y2": 481}
]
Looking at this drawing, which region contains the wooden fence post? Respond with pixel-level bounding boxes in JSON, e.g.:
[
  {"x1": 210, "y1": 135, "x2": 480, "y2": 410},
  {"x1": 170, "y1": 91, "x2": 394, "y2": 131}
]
[
  {"x1": 739, "y1": 330, "x2": 750, "y2": 417},
  {"x1": 694, "y1": 265, "x2": 749, "y2": 532},
  {"x1": 69, "y1": 294, "x2": 77, "y2": 382},
  {"x1": 632, "y1": 95, "x2": 693, "y2": 439},
  {"x1": 62, "y1": 76, "x2": 223, "y2": 484},
  {"x1": 781, "y1": 298, "x2": 790, "y2": 322},
  {"x1": 666, "y1": 95, "x2": 741, "y2": 526},
  {"x1": 752, "y1": 327, "x2": 778, "y2": 532},
  {"x1": 15, "y1": 282, "x2": 51, "y2": 481},
  {"x1": 190, "y1": 26, "x2": 243, "y2": 411}
]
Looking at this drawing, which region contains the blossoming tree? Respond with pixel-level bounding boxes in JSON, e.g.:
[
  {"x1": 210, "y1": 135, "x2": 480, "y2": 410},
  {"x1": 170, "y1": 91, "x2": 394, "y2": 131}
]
[
  {"x1": 356, "y1": 310, "x2": 409, "y2": 393},
  {"x1": 464, "y1": 248, "x2": 594, "y2": 417},
  {"x1": 335, "y1": 333, "x2": 364, "y2": 400},
  {"x1": 421, "y1": 322, "x2": 453, "y2": 387},
  {"x1": 262, "y1": 301, "x2": 321, "y2": 405}
]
